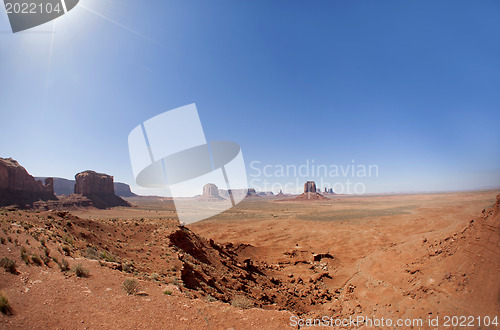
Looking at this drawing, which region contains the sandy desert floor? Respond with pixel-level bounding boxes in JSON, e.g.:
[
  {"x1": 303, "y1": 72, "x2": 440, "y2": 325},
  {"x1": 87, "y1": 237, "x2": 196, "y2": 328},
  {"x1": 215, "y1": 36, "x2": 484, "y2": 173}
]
[{"x1": 1, "y1": 190, "x2": 499, "y2": 329}]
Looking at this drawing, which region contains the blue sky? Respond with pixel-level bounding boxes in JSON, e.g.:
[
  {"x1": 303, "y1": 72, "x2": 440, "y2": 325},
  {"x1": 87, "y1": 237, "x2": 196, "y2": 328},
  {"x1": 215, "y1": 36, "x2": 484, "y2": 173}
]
[{"x1": 1, "y1": 0, "x2": 499, "y2": 194}]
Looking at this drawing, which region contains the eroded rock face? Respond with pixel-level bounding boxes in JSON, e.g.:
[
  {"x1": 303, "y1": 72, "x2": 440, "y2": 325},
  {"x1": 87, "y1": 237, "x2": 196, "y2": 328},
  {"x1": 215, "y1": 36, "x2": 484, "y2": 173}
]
[
  {"x1": 304, "y1": 181, "x2": 317, "y2": 193},
  {"x1": 0, "y1": 157, "x2": 56, "y2": 206},
  {"x1": 114, "y1": 182, "x2": 137, "y2": 197},
  {"x1": 203, "y1": 183, "x2": 220, "y2": 198},
  {"x1": 75, "y1": 171, "x2": 114, "y2": 195},
  {"x1": 74, "y1": 170, "x2": 130, "y2": 209},
  {"x1": 246, "y1": 188, "x2": 260, "y2": 197}
]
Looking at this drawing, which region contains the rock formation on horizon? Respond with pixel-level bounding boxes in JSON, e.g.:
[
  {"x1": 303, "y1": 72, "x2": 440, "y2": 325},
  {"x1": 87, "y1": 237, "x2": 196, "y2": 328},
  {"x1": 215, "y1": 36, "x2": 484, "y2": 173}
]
[
  {"x1": 198, "y1": 183, "x2": 225, "y2": 200},
  {"x1": 291, "y1": 181, "x2": 327, "y2": 201},
  {"x1": 0, "y1": 157, "x2": 57, "y2": 207},
  {"x1": 74, "y1": 170, "x2": 130, "y2": 209},
  {"x1": 36, "y1": 177, "x2": 137, "y2": 197},
  {"x1": 114, "y1": 182, "x2": 137, "y2": 197},
  {"x1": 203, "y1": 183, "x2": 220, "y2": 198},
  {"x1": 304, "y1": 181, "x2": 317, "y2": 193},
  {"x1": 246, "y1": 188, "x2": 260, "y2": 198}
]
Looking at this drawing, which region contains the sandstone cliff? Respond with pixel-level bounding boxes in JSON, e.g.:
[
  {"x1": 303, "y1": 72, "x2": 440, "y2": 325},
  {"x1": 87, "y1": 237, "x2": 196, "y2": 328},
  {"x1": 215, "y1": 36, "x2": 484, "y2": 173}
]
[
  {"x1": 0, "y1": 157, "x2": 57, "y2": 207},
  {"x1": 74, "y1": 170, "x2": 130, "y2": 209}
]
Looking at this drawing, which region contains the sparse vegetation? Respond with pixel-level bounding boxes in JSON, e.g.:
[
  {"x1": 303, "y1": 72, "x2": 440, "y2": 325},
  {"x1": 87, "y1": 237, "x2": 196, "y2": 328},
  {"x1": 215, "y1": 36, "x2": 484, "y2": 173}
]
[
  {"x1": 20, "y1": 247, "x2": 30, "y2": 265},
  {"x1": 0, "y1": 291, "x2": 12, "y2": 315},
  {"x1": 74, "y1": 263, "x2": 89, "y2": 277},
  {"x1": 122, "y1": 279, "x2": 138, "y2": 295},
  {"x1": 100, "y1": 251, "x2": 116, "y2": 262},
  {"x1": 163, "y1": 289, "x2": 172, "y2": 295},
  {"x1": 85, "y1": 247, "x2": 100, "y2": 260},
  {"x1": 230, "y1": 294, "x2": 254, "y2": 309},
  {"x1": 0, "y1": 257, "x2": 17, "y2": 274},
  {"x1": 58, "y1": 259, "x2": 70, "y2": 272},
  {"x1": 63, "y1": 236, "x2": 74, "y2": 245}
]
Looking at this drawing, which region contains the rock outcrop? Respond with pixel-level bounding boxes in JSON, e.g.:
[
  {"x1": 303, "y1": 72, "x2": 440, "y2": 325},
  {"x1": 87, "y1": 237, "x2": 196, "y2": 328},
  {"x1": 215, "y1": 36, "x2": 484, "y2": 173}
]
[
  {"x1": 246, "y1": 188, "x2": 260, "y2": 198},
  {"x1": 36, "y1": 177, "x2": 75, "y2": 196},
  {"x1": 36, "y1": 177, "x2": 137, "y2": 197},
  {"x1": 75, "y1": 171, "x2": 114, "y2": 195},
  {"x1": 289, "y1": 181, "x2": 328, "y2": 201},
  {"x1": 199, "y1": 183, "x2": 225, "y2": 200},
  {"x1": 203, "y1": 183, "x2": 220, "y2": 198},
  {"x1": 304, "y1": 181, "x2": 316, "y2": 193},
  {"x1": 0, "y1": 158, "x2": 57, "y2": 207},
  {"x1": 74, "y1": 170, "x2": 130, "y2": 209},
  {"x1": 276, "y1": 189, "x2": 286, "y2": 198},
  {"x1": 114, "y1": 182, "x2": 137, "y2": 197}
]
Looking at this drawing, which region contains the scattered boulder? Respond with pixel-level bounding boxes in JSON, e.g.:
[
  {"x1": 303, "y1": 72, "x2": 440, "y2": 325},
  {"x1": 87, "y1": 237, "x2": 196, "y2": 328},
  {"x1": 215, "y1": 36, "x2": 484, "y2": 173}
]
[{"x1": 312, "y1": 253, "x2": 334, "y2": 262}]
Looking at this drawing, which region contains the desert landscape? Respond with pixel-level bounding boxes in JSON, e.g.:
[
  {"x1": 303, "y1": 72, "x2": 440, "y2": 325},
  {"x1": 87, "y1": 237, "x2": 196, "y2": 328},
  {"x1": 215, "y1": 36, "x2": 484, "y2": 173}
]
[
  {"x1": 1, "y1": 158, "x2": 499, "y2": 328},
  {"x1": 2, "y1": 1, "x2": 500, "y2": 328}
]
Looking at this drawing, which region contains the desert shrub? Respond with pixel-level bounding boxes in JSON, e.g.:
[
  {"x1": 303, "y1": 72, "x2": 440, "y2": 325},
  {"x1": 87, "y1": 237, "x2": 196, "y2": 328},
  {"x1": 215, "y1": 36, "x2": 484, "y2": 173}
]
[
  {"x1": 31, "y1": 254, "x2": 42, "y2": 266},
  {"x1": 230, "y1": 294, "x2": 254, "y2": 309},
  {"x1": 0, "y1": 291, "x2": 12, "y2": 315},
  {"x1": 100, "y1": 251, "x2": 116, "y2": 262},
  {"x1": 0, "y1": 258, "x2": 16, "y2": 274},
  {"x1": 171, "y1": 278, "x2": 182, "y2": 287},
  {"x1": 122, "y1": 279, "x2": 138, "y2": 295},
  {"x1": 63, "y1": 236, "x2": 74, "y2": 245},
  {"x1": 74, "y1": 264, "x2": 89, "y2": 278},
  {"x1": 85, "y1": 247, "x2": 100, "y2": 260},
  {"x1": 122, "y1": 262, "x2": 133, "y2": 273},
  {"x1": 20, "y1": 247, "x2": 30, "y2": 265},
  {"x1": 58, "y1": 259, "x2": 70, "y2": 272},
  {"x1": 0, "y1": 237, "x2": 5, "y2": 244},
  {"x1": 163, "y1": 289, "x2": 172, "y2": 295}
]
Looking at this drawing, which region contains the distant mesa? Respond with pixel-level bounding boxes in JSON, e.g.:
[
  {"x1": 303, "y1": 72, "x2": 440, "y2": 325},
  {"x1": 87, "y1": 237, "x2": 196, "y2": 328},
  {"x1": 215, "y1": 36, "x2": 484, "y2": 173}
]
[
  {"x1": 35, "y1": 177, "x2": 137, "y2": 198},
  {"x1": 74, "y1": 170, "x2": 131, "y2": 209},
  {"x1": 276, "y1": 189, "x2": 286, "y2": 198},
  {"x1": 246, "y1": 188, "x2": 260, "y2": 198},
  {"x1": 292, "y1": 181, "x2": 328, "y2": 201},
  {"x1": 219, "y1": 188, "x2": 248, "y2": 199},
  {"x1": 257, "y1": 191, "x2": 274, "y2": 196},
  {"x1": 114, "y1": 182, "x2": 137, "y2": 197},
  {"x1": 198, "y1": 183, "x2": 225, "y2": 201},
  {"x1": 323, "y1": 187, "x2": 336, "y2": 195},
  {"x1": 0, "y1": 157, "x2": 57, "y2": 207},
  {"x1": 304, "y1": 181, "x2": 317, "y2": 193}
]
